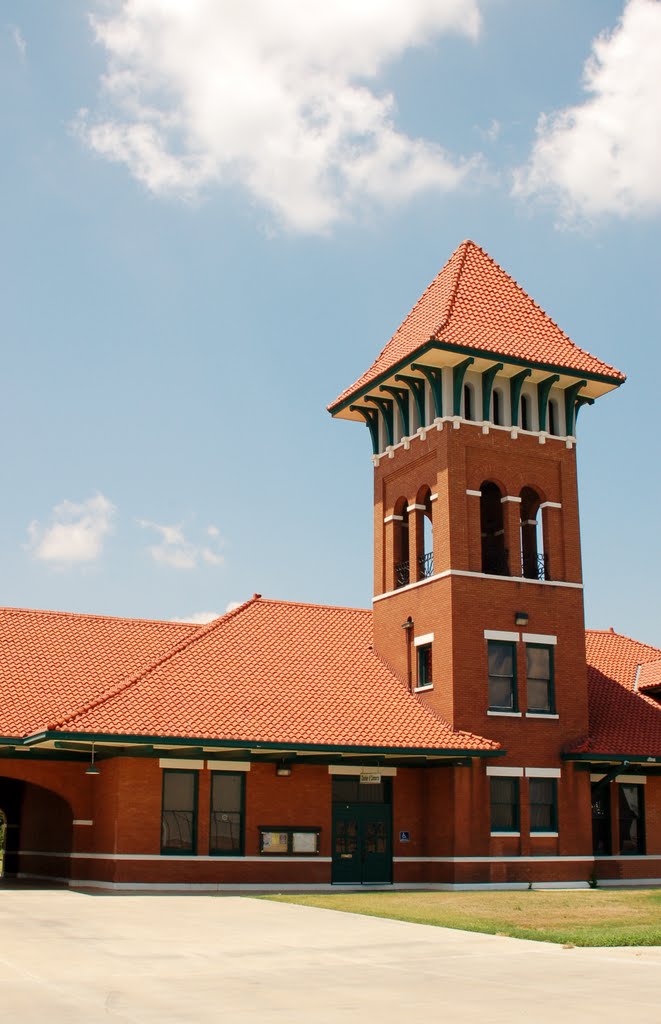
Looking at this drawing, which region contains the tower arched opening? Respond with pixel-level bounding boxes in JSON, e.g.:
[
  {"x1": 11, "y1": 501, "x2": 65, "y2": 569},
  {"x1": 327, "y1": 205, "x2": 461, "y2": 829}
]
[{"x1": 480, "y1": 481, "x2": 508, "y2": 576}]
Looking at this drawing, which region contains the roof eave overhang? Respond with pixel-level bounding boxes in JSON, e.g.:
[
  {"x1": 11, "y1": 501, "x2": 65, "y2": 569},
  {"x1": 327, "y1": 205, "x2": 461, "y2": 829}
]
[
  {"x1": 563, "y1": 751, "x2": 661, "y2": 765},
  {"x1": 18, "y1": 729, "x2": 503, "y2": 761},
  {"x1": 329, "y1": 338, "x2": 625, "y2": 419}
]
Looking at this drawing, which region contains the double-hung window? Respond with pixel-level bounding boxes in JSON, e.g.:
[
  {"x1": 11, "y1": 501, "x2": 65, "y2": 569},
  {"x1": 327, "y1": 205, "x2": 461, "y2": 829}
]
[
  {"x1": 161, "y1": 769, "x2": 198, "y2": 855},
  {"x1": 529, "y1": 778, "x2": 558, "y2": 833},
  {"x1": 526, "y1": 644, "x2": 554, "y2": 714},
  {"x1": 417, "y1": 643, "x2": 433, "y2": 688},
  {"x1": 490, "y1": 776, "x2": 519, "y2": 833},
  {"x1": 488, "y1": 640, "x2": 517, "y2": 711}
]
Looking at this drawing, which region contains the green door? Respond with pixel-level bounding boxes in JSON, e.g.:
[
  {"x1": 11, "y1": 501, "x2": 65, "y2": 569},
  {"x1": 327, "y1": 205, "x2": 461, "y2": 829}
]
[{"x1": 332, "y1": 801, "x2": 392, "y2": 885}]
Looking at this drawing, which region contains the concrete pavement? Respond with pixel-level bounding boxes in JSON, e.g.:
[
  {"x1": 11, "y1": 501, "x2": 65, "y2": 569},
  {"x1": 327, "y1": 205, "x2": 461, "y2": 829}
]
[{"x1": 0, "y1": 889, "x2": 659, "y2": 1023}]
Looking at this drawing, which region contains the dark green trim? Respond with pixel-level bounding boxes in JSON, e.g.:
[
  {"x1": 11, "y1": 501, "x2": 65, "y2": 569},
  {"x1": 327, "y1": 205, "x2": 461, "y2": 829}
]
[
  {"x1": 364, "y1": 395, "x2": 394, "y2": 447},
  {"x1": 563, "y1": 753, "x2": 661, "y2": 764},
  {"x1": 536, "y1": 374, "x2": 560, "y2": 432},
  {"x1": 161, "y1": 767, "x2": 198, "y2": 856},
  {"x1": 349, "y1": 404, "x2": 380, "y2": 454},
  {"x1": 27, "y1": 729, "x2": 503, "y2": 759},
  {"x1": 394, "y1": 374, "x2": 426, "y2": 427},
  {"x1": 509, "y1": 369, "x2": 532, "y2": 428},
  {"x1": 481, "y1": 362, "x2": 504, "y2": 421},
  {"x1": 209, "y1": 769, "x2": 245, "y2": 857},
  {"x1": 379, "y1": 385, "x2": 410, "y2": 437},
  {"x1": 328, "y1": 338, "x2": 624, "y2": 417},
  {"x1": 563, "y1": 379, "x2": 587, "y2": 436},
  {"x1": 575, "y1": 395, "x2": 595, "y2": 424},
  {"x1": 0, "y1": 748, "x2": 90, "y2": 763},
  {"x1": 411, "y1": 363, "x2": 444, "y2": 418},
  {"x1": 451, "y1": 357, "x2": 474, "y2": 416}
]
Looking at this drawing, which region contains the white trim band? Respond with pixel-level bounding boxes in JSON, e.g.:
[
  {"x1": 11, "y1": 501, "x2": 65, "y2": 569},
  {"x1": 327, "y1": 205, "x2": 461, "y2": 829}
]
[
  {"x1": 486, "y1": 766, "x2": 523, "y2": 777},
  {"x1": 383, "y1": 514, "x2": 403, "y2": 523},
  {"x1": 484, "y1": 629, "x2": 519, "y2": 641},
  {"x1": 525, "y1": 767, "x2": 561, "y2": 778},
  {"x1": 466, "y1": 489, "x2": 482, "y2": 497},
  {"x1": 501, "y1": 496, "x2": 522, "y2": 503},
  {"x1": 414, "y1": 633, "x2": 434, "y2": 647},
  {"x1": 328, "y1": 765, "x2": 397, "y2": 776},
  {"x1": 207, "y1": 761, "x2": 251, "y2": 772},
  {"x1": 540, "y1": 501, "x2": 562, "y2": 510},
  {"x1": 372, "y1": 569, "x2": 583, "y2": 602},
  {"x1": 407, "y1": 504, "x2": 426, "y2": 512},
  {"x1": 73, "y1": 820, "x2": 94, "y2": 827},
  {"x1": 522, "y1": 633, "x2": 557, "y2": 645},
  {"x1": 159, "y1": 758, "x2": 204, "y2": 770}
]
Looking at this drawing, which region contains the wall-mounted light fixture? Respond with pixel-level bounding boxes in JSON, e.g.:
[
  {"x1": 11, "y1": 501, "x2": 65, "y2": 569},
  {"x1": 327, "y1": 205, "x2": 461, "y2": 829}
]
[
  {"x1": 514, "y1": 611, "x2": 529, "y2": 627},
  {"x1": 275, "y1": 761, "x2": 292, "y2": 777},
  {"x1": 85, "y1": 742, "x2": 100, "y2": 776}
]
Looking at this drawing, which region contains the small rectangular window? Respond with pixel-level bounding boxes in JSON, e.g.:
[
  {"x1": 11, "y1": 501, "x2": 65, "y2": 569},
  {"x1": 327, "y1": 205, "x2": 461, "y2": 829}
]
[
  {"x1": 161, "y1": 769, "x2": 197, "y2": 855},
  {"x1": 530, "y1": 778, "x2": 558, "y2": 833},
  {"x1": 259, "y1": 827, "x2": 321, "y2": 856},
  {"x1": 417, "y1": 643, "x2": 433, "y2": 688},
  {"x1": 210, "y1": 772, "x2": 244, "y2": 856},
  {"x1": 526, "y1": 644, "x2": 555, "y2": 713},
  {"x1": 488, "y1": 640, "x2": 517, "y2": 711},
  {"x1": 490, "y1": 776, "x2": 519, "y2": 833},
  {"x1": 619, "y1": 784, "x2": 645, "y2": 855}
]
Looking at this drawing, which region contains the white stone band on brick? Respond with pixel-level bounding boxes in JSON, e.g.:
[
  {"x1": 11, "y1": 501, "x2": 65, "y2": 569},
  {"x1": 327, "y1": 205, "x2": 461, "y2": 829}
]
[
  {"x1": 525, "y1": 767, "x2": 561, "y2": 778},
  {"x1": 414, "y1": 633, "x2": 434, "y2": 647},
  {"x1": 484, "y1": 629, "x2": 520, "y2": 641},
  {"x1": 522, "y1": 633, "x2": 557, "y2": 645},
  {"x1": 486, "y1": 766, "x2": 524, "y2": 777}
]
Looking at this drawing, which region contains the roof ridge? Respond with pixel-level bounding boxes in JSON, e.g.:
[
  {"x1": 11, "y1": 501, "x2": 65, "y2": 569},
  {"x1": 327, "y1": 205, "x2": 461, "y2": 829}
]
[
  {"x1": 442, "y1": 238, "x2": 472, "y2": 331},
  {"x1": 586, "y1": 627, "x2": 661, "y2": 654},
  {"x1": 448, "y1": 243, "x2": 624, "y2": 378},
  {"x1": 48, "y1": 596, "x2": 262, "y2": 732},
  {"x1": 0, "y1": 605, "x2": 200, "y2": 630},
  {"x1": 253, "y1": 597, "x2": 371, "y2": 614}
]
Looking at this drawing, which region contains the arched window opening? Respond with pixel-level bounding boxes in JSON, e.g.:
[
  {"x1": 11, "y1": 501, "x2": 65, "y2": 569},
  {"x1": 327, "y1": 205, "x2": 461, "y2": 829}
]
[
  {"x1": 480, "y1": 482, "x2": 508, "y2": 576},
  {"x1": 548, "y1": 399, "x2": 558, "y2": 436},
  {"x1": 520, "y1": 487, "x2": 546, "y2": 580},
  {"x1": 393, "y1": 498, "x2": 410, "y2": 588},
  {"x1": 492, "y1": 388, "x2": 503, "y2": 426},
  {"x1": 415, "y1": 487, "x2": 434, "y2": 580},
  {"x1": 463, "y1": 383, "x2": 474, "y2": 421},
  {"x1": 520, "y1": 394, "x2": 530, "y2": 431}
]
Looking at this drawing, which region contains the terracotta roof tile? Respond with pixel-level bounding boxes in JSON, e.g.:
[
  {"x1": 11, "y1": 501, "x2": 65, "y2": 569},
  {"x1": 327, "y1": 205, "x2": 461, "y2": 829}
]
[
  {"x1": 575, "y1": 630, "x2": 661, "y2": 757},
  {"x1": 55, "y1": 598, "x2": 498, "y2": 753},
  {"x1": 330, "y1": 240, "x2": 625, "y2": 409},
  {"x1": 0, "y1": 607, "x2": 197, "y2": 738}
]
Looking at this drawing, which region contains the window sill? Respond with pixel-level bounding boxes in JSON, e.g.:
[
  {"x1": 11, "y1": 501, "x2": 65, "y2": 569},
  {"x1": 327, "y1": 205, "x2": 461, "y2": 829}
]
[
  {"x1": 490, "y1": 832, "x2": 520, "y2": 837},
  {"x1": 487, "y1": 710, "x2": 522, "y2": 717},
  {"x1": 526, "y1": 712, "x2": 559, "y2": 719},
  {"x1": 530, "y1": 832, "x2": 559, "y2": 838},
  {"x1": 414, "y1": 684, "x2": 434, "y2": 693}
]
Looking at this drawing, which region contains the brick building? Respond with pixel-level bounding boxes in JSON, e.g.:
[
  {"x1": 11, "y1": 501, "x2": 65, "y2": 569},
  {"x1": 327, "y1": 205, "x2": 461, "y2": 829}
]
[{"x1": 2, "y1": 240, "x2": 660, "y2": 890}]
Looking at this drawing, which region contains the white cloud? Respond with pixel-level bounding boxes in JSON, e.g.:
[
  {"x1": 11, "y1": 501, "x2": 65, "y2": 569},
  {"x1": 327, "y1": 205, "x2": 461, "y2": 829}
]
[
  {"x1": 514, "y1": 0, "x2": 661, "y2": 220},
  {"x1": 171, "y1": 610, "x2": 221, "y2": 624},
  {"x1": 138, "y1": 519, "x2": 224, "y2": 569},
  {"x1": 27, "y1": 494, "x2": 115, "y2": 565},
  {"x1": 10, "y1": 25, "x2": 27, "y2": 61},
  {"x1": 77, "y1": 0, "x2": 483, "y2": 232},
  {"x1": 225, "y1": 601, "x2": 242, "y2": 613}
]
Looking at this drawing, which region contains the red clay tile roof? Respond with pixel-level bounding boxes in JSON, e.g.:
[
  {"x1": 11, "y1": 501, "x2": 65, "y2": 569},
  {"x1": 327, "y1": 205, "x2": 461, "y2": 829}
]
[
  {"x1": 0, "y1": 607, "x2": 197, "y2": 739},
  {"x1": 330, "y1": 240, "x2": 625, "y2": 410},
  {"x1": 52, "y1": 598, "x2": 498, "y2": 753},
  {"x1": 574, "y1": 630, "x2": 661, "y2": 757},
  {"x1": 637, "y1": 659, "x2": 661, "y2": 693}
]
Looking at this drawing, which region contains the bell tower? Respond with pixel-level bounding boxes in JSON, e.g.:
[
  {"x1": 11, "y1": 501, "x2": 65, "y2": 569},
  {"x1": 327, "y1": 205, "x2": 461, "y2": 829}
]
[{"x1": 329, "y1": 240, "x2": 625, "y2": 773}]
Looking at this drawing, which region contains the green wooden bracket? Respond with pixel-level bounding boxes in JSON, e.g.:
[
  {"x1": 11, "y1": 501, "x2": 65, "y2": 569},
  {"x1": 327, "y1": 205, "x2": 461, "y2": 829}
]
[
  {"x1": 349, "y1": 404, "x2": 380, "y2": 454},
  {"x1": 395, "y1": 373, "x2": 426, "y2": 427},
  {"x1": 481, "y1": 362, "x2": 504, "y2": 421},
  {"x1": 575, "y1": 394, "x2": 595, "y2": 425},
  {"x1": 537, "y1": 374, "x2": 560, "y2": 432},
  {"x1": 411, "y1": 363, "x2": 444, "y2": 419},
  {"x1": 380, "y1": 384, "x2": 411, "y2": 437},
  {"x1": 563, "y1": 380, "x2": 588, "y2": 436},
  {"x1": 364, "y1": 395, "x2": 395, "y2": 448},
  {"x1": 451, "y1": 357, "x2": 475, "y2": 416},
  {"x1": 509, "y1": 369, "x2": 532, "y2": 427}
]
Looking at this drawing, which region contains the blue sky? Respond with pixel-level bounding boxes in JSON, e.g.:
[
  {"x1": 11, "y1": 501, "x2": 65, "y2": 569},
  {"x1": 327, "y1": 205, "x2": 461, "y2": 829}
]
[{"x1": 1, "y1": 0, "x2": 659, "y2": 644}]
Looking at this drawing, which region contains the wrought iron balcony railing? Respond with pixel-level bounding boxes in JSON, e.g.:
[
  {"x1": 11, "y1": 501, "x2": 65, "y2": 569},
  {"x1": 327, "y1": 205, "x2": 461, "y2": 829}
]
[
  {"x1": 395, "y1": 559, "x2": 410, "y2": 588},
  {"x1": 417, "y1": 551, "x2": 434, "y2": 579},
  {"x1": 522, "y1": 553, "x2": 550, "y2": 582}
]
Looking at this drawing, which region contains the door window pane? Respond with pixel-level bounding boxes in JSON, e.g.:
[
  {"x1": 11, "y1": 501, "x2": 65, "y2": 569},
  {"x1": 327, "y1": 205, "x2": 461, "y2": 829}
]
[{"x1": 210, "y1": 773, "x2": 244, "y2": 855}]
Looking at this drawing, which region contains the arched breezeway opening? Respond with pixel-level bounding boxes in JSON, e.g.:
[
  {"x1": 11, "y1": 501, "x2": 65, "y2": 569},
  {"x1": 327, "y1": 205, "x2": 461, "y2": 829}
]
[{"x1": 0, "y1": 777, "x2": 74, "y2": 883}]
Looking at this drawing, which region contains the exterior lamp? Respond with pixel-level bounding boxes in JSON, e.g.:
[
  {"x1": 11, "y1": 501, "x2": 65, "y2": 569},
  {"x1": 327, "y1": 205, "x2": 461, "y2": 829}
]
[
  {"x1": 85, "y1": 742, "x2": 100, "y2": 776},
  {"x1": 275, "y1": 761, "x2": 292, "y2": 777},
  {"x1": 514, "y1": 611, "x2": 529, "y2": 627}
]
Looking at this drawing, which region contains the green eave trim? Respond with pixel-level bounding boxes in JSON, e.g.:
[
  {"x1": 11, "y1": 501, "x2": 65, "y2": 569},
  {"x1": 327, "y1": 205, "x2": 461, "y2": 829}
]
[
  {"x1": 562, "y1": 752, "x2": 661, "y2": 764},
  {"x1": 23, "y1": 729, "x2": 503, "y2": 760},
  {"x1": 328, "y1": 338, "x2": 625, "y2": 417}
]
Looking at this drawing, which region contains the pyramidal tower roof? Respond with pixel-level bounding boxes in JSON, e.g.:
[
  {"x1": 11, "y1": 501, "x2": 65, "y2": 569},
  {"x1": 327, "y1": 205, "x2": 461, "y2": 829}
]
[{"x1": 330, "y1": 240, "x2": 625, "y2": 413}]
